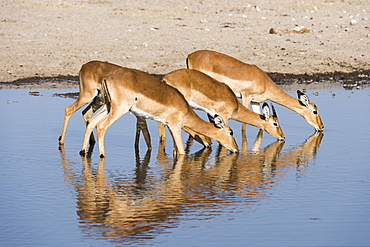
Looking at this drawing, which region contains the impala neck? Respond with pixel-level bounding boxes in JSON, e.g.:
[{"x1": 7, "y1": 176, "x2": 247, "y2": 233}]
[
  {"x1": 267, "y1": 85, "x2": 302, "y2": 113},
  {"x1": 184, "y1": 113, "x2": 225, "y2": 140},
  {"x1": 231, "y1": 103, "x2": 266, "y2": 129}
]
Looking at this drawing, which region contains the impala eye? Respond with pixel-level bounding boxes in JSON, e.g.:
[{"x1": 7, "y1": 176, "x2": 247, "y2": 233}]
[
  {"x1": 273, "y1": 123, "x2": 278, "y2": 127},
  {"x1": 313, "y1": 110, "x2": 318, "y2": 115},
  {"x1": 229, "y1": 129, "x2": 234, "y2": 136}
]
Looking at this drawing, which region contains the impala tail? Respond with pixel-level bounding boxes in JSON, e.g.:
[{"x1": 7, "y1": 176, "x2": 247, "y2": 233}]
[
  {"x1": 81, "y1": 90, "x2": 104, "y2": 121},
  {"x1": 102, "y1": 79, "x2": 112, "y2": 113}
]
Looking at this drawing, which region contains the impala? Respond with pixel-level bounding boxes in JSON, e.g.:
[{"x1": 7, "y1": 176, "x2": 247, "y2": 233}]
[
  {"x1": 159, "y1": 69, "x2": 285, "y2": 141},
  {"x1": 79, "y1": 67, "x2": 239, "y2": 157},
  {"x1": 59, "y1": 60, "x2": 214, "y2": 150},
  {"x1": 187, "y1": 50, "x2": 324, "y2": 131},
  {"x1": 58, "y1": 61, "x2": 152, "y2": 149}
]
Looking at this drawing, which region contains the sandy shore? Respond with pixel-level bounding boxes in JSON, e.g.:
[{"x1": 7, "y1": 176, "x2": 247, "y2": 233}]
[{"x1": 1, "y1": 0, "x2": 369, "y2": 85}]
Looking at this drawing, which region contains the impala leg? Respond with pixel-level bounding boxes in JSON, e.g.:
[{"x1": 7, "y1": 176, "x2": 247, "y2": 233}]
[
  {"x1": 158, "y1": 122, "x2": 167, "y2": 143},
  {"x1": 134, "y1": 122, "x2": 140, "y2": 150},
  {"x1": 241, "y1": 128, "x2": 248, "y2": 151},
  {"x1": 185, "y1": 135, "x2": 195, "y2": 152},
  {"x1": 167, "y1": 125, "x2": 185, "y2": 156},
  {"x1": 59, "y1": 86, "x2": 100, "y2": 145},
  {"x1": 82, "y1": 95, "x2": 104, "y2": 147},
  {"x1": 96, "y1": 123, "x2": 107, "y2": 159},
  {"x1": 241, "y1": 123, "x2": 247, "y2": 132},
  {"x1": 240, "y1": 94, "x2": 253, "y2": 133},
  {"x1": 59, "y1": 97, "x2": 92, "y2": 145},
  {"x1": 95, "y1": 105, "x2": 130, "y2": 158},
  {"x1": 134, "y1": 116, "x2": 152, "y2": 150},
  {"x1": 80, "y1": 106, "x2": 108, "y2": 157}
]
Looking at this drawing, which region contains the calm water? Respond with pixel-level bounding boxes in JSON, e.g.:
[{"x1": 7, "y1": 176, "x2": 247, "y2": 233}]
[{"x1": 0, "y1": 83, "x2": 369, "y2": 246}]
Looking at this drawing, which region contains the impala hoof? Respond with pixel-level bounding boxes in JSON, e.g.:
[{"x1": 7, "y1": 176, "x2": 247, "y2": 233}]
[
  {"x1": 58, "y1": 136, "x2": 65, "y2": 145},
  {"x1": 79, "y1": 150, "x2": 86, "y2": 157}
]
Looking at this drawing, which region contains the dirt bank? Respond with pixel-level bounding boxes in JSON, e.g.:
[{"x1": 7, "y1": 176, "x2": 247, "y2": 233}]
[{"x1": 1, "y1": 0, "x2": 369, "y2": 85}]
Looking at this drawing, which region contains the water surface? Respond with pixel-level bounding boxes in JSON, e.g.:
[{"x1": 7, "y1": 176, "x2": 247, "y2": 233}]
[{"x1": 0, "y1": 84, "x2": 369, "y2": 246}]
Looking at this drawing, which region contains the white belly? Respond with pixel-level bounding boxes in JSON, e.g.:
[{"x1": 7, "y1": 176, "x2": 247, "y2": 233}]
[
  {"x1": 189, "y1": 101, "x2": 216, "y2": 117},
  {"x1": 130, "y1": 105, "x2": 166, "y2": 124}
]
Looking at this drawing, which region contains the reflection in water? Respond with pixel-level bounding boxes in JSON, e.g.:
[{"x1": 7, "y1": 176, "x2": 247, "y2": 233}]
[
  {"x1": 294, "y1": 132, "x2": 324, "y2": 175},
  {"x1": 278, "y1": 131, "x2": 324, "y2": 178},
  {"x1": 59, "y1": 132, "x2": 323, "y2": 245}
]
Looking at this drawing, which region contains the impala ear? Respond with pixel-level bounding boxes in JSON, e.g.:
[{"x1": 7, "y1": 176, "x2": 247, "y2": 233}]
[
  {"x1": 261, "y1": 102, "x2": 270, "y2": 121},
  {"x1": 297, "y1": 90, "x2": 310, "y2": 107},
  {"x1": 208, "y1": 114, "x2": 226, "y2": 129},
  {"x1": 271, "y1": 104, "x2": 277, "y2": 118}
]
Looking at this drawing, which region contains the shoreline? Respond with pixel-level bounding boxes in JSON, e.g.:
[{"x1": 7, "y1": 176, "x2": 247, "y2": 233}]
[{"x1": 1, "y1": 69, "x2": 369, "y2": 90}]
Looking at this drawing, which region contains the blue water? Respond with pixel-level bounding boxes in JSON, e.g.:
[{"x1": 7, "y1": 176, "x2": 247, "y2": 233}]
[{"x1": 0, "y1": 84, "x2": 369, "y2": 246}]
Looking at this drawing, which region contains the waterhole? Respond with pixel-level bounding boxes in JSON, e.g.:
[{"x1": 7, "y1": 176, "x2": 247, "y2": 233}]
[{"x1": 0, "y1": 82, "x2": 369, "y2": 246}]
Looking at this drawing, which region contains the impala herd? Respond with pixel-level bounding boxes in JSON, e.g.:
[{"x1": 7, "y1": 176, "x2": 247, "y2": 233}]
[{"x1": 58, "y1": 50, "x2": 324, "y2": 158}]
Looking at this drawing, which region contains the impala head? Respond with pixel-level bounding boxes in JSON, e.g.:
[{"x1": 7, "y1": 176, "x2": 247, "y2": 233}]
[
  {"x1": 208, "y1": 114, "x2": 239, "y2": 153},
  {"x1": 260, "y1": 103, "x2": 285, "y2": 141},
  {"x1": 297, "y1": 90, "x2": 324, "y2": 132}
]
